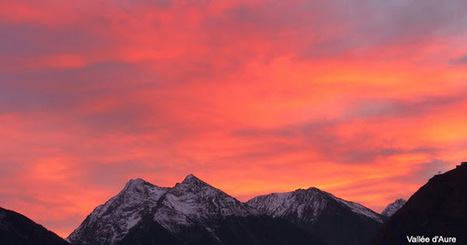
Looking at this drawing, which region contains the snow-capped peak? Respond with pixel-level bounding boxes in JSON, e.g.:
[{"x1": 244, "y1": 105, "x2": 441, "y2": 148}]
[
  {"x1": 67, "y1": 178, "x2": 169, "y2": 245},
  {"x1": 381, "y1": 198, "x2": 407, "y2": 217},
  {"x1": 124, "y1": 178, "x2": 148, "y2": 188},
  {"x1": 153, "y1": 174, "x2": 258, "y2": 232},
  {"x1": 247, "y1": 186, "x2": 383, "y2": 223},
  {"x1": 247, "y1": 187, "x2": 331, "y2": 222},
  {"x1": 178, "y1": 173, "x2": 208, "y2": 187},
  {"x1": 182, "y1": 173, "x2": 198, "y2": 181}
]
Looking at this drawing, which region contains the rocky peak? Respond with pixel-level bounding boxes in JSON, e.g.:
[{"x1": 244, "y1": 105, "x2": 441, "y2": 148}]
[
  {"x1": 125, "y1": 178, "x2": 148, "y2": 187},
  {"x1": 120, "y1": 178, "x2": 153, "y2": 194},
  {"x1": 169, "y1": 174, "x2": 220, "y2": 197},
  {"x1": 180, "y1": 174, "x2": 206, "y2": 186},
  {"x1": 153, "y1": 175, "x2": 258, "y2": 232}
]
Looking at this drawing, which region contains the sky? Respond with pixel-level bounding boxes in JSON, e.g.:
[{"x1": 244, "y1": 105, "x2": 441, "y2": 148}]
[{"x1": 1, "y1": 0, "x2": 467, "y2": 238}]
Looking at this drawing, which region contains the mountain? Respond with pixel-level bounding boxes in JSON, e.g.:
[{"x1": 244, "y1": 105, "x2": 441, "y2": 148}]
[
  {"x1": 151, "y1": 174, "x2": 258, "y2": 232},
  {"x1": 381, "y1": 198, "x2": 406, "y2": 218},
  {"x1": 0, "y1": 206, "x2": 69, "y2": 245},
  {"x1": 371, "y1": 164, "x2": 467, "y2": 245},
  {"x1": 247, "y1": 187, "x2": 384, "y2": 245},
  {"x1": 69, "y1": 175, "x2": 324, "y2": 245},
  {"x1": 67, "y1": 178, "x2": 170, "y2": 245}
]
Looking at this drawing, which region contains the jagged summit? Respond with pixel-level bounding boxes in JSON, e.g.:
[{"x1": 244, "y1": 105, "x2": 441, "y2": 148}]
[
  {"x1": 183, "y1": 173, "x2": 197, "y2": 181},
  {"x1": 179, "y1": 173, "x2": 207, "y2": 186},
  {"x1": 126, "y1": 177, "x2": 148, "y2": 185},
  {"x1": 122, "y1": 178, "x2": 154, "y2": 191},
  {"x1": 153, "y1": 174, "x2": 259, "y2": 233},
  {"x1": 294, "y1": 186, "x2": 320, "y2": 192}
]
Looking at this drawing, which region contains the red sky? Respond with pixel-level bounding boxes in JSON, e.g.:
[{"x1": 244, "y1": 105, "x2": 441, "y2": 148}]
[{"x1": 1, "y1": 0, "x2": 467, "y2": 238}]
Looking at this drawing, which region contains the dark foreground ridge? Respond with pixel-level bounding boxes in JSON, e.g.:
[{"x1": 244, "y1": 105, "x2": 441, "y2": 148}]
[
  {"x1": 0, "y1": 207, "x2": 69, "y2": 245},
  {"x1": 371, "y1": 163, "x2": 467, "y2": 244}
]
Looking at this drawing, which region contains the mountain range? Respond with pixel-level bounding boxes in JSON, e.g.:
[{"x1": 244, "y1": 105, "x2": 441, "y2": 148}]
[
  {"x1": 66, "y1": 174, "x2": 388, "y2": 245},
  {"x1": 68, "y1": 174, "x2": 326, "y2": 245},
  {"x1": 1, "y1": 163, "x2": 466, "y2": 244}
]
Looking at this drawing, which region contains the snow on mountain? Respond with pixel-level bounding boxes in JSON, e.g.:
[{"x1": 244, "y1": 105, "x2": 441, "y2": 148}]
[
  {"x1": 68, "y1": 175, "x2": 260, "y2": 245},
  {"x1": 247, "y1": 188, "x2": 328, "y2": 223},
  {"x1": 247, "y1": 187, "x2": 383, "y2": 223},
  {"x1": 67, "y1": 178, "x2": 170, "y2": 245},
  {"x1": 118, "y1": 174, "x2": 325, "y2": 245},
  {"x1": 329, "y1": 193, "x2": 384, "y2": 222},
  {"x1": 381, "y1": 198, "x2": 406, "y2": 217},
  {"x1": 247, "y1": 187, "x2": 384, "y2": 245},
  {"x1": 153, "y1": 174, "x2": 258, "y2": 232},
  {"x1": 69, "y1": 175, "x2": 385, "y2": 245}
]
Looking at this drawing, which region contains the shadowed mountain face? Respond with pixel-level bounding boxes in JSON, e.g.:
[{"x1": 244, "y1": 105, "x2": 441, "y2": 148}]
[
  {"x1": 119, "y1": 215, "x2": 323, "y2": 245},
  {"x1": 247, "y1": 188, "x2": 384, "y2": 245},
  {"x1": 0, "y1": 207, "x2": 69, "y2": 245},
  {"x1": 371, "y1": 165, "x2": 467, "y2": 245},
  {"x1": 69, "y1": 174, "x2": 325, "y2": 245}
]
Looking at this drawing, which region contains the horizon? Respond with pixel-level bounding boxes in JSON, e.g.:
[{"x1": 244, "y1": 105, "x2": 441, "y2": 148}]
[
  {"x1": 1, "y1": 169, "x2": 454, "y2": 238},
  {"x1": 1, "y1": 0, "x2": 467, "y2": 238}
]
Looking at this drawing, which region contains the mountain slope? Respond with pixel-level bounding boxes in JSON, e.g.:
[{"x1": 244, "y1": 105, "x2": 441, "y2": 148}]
[
  {"x1": 67, "y1": 178, "x2": 170, "y2": 245},
  {"x1": 120, "y1": 214, "x2": 322, "y2": 245},
  {"x1": 247, "y1": 187, "x2": 383, "y2": 245},
  {"x1": 381, "y1": 198, "x2": 406, "y2": 218},
  {"x1": 371, "y1": 164, "x2": 467, "y2": 245},
  {"x1": 0, "y1": 206, "x2": 69, "y2": 245}
]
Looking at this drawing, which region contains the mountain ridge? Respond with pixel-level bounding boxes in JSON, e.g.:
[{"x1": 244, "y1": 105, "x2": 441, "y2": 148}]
[
  {"x1": 0, "y1": 206, "x2": 69, "y2": 245},
  {"x1": 371, "y1": 164, "x2": 467, "y2": 245},
  {"x1": 247, "y1": 186, "x2": 384, "y2": 245}
]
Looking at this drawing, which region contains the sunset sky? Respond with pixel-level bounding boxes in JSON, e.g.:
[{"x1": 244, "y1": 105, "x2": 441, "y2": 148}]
[{"x1": 1, "y1": 0, "x2": 467, "y2": 237}]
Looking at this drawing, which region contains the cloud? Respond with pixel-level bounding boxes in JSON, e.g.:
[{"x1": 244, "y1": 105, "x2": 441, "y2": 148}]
[
  {"x1": 349, "y1": 92, "x2": 467, "y2": 119},
  {"x1": 451, "y1": 53, "x2": 467, "y2": 64},
  {"x1": 0, "y1": 0, "x2": 466, "y2": 237}
]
